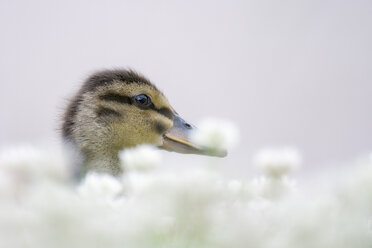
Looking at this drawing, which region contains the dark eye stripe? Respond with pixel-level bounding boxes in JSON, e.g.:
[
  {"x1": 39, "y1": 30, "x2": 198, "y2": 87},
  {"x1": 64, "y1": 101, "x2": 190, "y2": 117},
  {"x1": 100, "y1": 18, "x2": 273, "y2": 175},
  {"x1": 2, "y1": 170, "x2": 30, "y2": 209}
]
[
  {"x1": 99, "y1": 93, "x2": 174, "y2": 120},
  {"x1": 154, "y1": 121, "x2": 168, "y2": 134},
  {"x1": 152, "y1": 107, "x2": 174, "y2": 120},
  {"x1": 99, "y1": 93, "x2": 132, "y2": 104},
  {"x1": 96, "y1": 107, "x2": 121, "y2": 117}
]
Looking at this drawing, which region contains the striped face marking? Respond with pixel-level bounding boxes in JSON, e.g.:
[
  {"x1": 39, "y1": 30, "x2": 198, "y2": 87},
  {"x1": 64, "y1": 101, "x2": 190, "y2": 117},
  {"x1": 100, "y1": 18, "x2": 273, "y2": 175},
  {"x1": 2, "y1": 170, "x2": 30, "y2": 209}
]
[
  {"x1": 62, "y1": 69, "x2": 172, "y2": 140},
  {"x1": 96, "y1": 106, "x2": 122, "y2": 118},
  {"x1": 99, "y1": 93, "x2": 131, "y2": 104},
  {"x1": 98, "y1": 92, "x2": 174, "y2": 120},
  {"x1": 154, "y1": 121, "x2": 168, "y2": 134}
]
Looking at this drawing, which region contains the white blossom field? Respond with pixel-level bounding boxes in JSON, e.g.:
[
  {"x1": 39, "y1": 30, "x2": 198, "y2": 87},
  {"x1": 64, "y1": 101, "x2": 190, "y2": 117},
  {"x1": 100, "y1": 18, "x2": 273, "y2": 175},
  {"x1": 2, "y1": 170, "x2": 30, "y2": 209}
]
[{"x1": 0, "y1": 119, "x2": 371, "y2": 248}]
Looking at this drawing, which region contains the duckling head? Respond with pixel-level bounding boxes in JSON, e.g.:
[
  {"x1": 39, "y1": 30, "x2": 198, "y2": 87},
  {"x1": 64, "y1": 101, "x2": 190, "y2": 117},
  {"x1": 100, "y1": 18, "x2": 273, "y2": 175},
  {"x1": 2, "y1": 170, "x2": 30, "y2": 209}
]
[{"x1": 62, "y1": 69, "x2": 226, "y2": 175}]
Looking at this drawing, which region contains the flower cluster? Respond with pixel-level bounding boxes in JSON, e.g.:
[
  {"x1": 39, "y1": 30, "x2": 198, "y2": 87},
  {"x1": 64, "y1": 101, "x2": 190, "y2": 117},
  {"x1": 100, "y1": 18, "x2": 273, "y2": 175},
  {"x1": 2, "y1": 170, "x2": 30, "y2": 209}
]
[
  {"x1": 119, "y1": 145, "x2": 162, "y2": 171},
  {"x1": 0, "y1": 119, "x2": 371, "y2": 248},
  {"x1": 191, "y1": 118, "x2": 239, "y2": 154},
  {"x1": 251, "y1": 147, "x2": 301, "y2": 199}
]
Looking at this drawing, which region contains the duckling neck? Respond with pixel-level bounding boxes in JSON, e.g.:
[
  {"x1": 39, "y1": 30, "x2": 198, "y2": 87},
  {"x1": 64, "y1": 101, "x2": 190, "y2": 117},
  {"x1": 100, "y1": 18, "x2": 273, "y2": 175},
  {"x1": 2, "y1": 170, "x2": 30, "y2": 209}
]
[{"x1": 83, "y1": 152, "x2": 123, "y2": 175}]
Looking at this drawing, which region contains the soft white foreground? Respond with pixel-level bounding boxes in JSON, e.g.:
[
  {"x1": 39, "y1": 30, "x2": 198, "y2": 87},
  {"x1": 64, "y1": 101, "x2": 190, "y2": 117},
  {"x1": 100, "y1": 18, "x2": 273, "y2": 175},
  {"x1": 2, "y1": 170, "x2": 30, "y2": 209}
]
[{"x1": 0, "y1": 145, "x2": 371, "y2": 248}]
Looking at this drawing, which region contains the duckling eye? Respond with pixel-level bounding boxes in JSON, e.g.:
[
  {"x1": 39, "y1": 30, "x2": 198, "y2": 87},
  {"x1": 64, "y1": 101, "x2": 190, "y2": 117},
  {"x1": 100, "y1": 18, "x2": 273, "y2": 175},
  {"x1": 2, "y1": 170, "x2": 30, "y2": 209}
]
[{"x1": 134, "y1": 94, "x2": 152, "y2": 107}]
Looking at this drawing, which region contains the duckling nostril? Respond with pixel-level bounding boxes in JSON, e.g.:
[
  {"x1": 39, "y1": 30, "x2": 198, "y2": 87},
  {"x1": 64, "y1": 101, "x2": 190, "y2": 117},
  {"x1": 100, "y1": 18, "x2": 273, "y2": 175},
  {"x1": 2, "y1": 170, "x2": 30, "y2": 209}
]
[{"x1": 184, "y1": 123, "x2": 192, "y2": 129}]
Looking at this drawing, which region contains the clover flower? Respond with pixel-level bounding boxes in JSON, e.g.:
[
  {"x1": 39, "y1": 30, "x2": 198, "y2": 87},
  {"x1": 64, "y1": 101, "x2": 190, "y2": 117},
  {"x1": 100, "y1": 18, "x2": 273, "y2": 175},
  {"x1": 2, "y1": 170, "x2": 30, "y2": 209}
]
[
  {"x1": 253, "y1": 147, "x2": 301, "y2": 178},
  {"x1": 77, "y1": 172, "x2": 122, "y2": 201},
  {"x1": 0, "y1": 145, "x2": 69, "y2": 181},
  {"x1": 191, "y1": 118, "x2": 239, "y2": 152},
  {"x1": 1, "y1": 143, "x2": 372, "y2": 248},
  {"x1": 119, "y1": 144, "x2": 162, "y2": 171}
]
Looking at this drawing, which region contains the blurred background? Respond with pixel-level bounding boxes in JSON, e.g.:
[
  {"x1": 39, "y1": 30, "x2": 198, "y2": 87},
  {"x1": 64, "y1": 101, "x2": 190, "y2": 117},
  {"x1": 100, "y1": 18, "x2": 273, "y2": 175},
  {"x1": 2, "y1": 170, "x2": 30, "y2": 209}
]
[{"x1": 0, "y1": 0, "x2": 371, "y2": 174}]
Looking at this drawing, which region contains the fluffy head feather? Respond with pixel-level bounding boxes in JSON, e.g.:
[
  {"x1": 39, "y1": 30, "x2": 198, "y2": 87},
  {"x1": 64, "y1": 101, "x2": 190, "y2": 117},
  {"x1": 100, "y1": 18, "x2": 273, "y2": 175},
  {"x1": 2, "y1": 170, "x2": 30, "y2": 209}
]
[{"x1": 62, "y1": 69, "x2": 174, "y2": 175}]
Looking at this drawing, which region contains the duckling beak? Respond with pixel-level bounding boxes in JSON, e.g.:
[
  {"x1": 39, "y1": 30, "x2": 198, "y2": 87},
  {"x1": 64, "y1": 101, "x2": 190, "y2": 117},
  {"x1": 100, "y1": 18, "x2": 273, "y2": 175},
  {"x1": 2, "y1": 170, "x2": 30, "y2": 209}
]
[{"x1": 160, "y1": 114, "x2": 227, "y2": 157}]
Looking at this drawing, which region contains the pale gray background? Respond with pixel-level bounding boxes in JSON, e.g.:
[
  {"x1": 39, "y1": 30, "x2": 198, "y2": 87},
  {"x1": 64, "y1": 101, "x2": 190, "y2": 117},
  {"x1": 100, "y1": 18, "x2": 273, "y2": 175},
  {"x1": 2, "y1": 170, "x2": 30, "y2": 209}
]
[{"x1": 1, "y1": 0, "x2": 371, "y2": 171}]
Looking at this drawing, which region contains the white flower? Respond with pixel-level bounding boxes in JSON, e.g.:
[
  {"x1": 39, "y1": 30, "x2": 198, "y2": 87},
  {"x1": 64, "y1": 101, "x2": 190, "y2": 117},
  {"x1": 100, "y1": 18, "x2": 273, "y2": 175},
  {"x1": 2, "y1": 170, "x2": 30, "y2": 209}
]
[
  {"x1": 77, "y1": 172, "x2": 122, "y2": 200},
  {"x1": 191, "y1": 118, "x2": 239, "y2": 152},
  {"x1": 0, "y1": 145, "x2": 69, "y2": 183},
  {"x1": 2, "y1": 142, "x2": 372, "y2": 247},
  {"x1": 253, "y1": 147, "x2": 301, "y2": 178},
  {"x1": 119, "y1": 144, "x2": 162, "y2": 171},
  {"x1": 251, "y1": 176, "x2": 298, "y2": 200}
]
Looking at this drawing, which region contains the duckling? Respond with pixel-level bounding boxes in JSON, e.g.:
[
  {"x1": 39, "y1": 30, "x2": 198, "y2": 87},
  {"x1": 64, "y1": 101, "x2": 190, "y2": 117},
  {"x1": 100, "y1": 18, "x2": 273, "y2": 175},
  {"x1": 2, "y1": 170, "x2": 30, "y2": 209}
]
[{"x1": 62, "y1": 69, "x2": 226, "y2": 175}]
